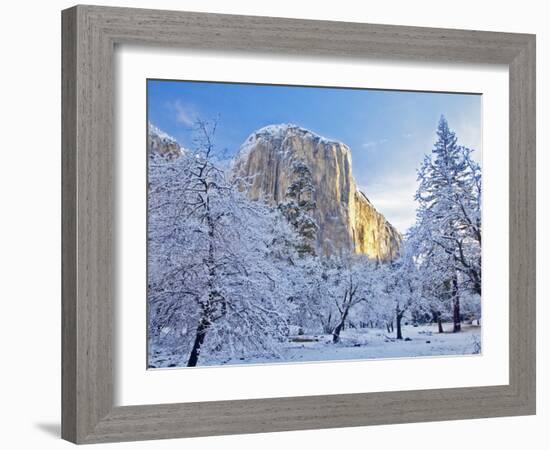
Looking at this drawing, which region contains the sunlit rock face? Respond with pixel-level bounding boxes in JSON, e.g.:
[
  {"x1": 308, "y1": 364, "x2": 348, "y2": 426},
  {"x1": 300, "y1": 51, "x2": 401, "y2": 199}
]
[
  {"x1": 351, "y1": 191, "x2": 402, "y2": 260},
  {"x1": 232, "y1": 124, "x2": 402, "y2": 260}
]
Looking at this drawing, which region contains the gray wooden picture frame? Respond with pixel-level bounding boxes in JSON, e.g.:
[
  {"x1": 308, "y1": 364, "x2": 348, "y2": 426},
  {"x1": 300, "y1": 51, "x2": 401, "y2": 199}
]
[{"x1": 61, "y1": 4, "x2": 536, "y2": 444}]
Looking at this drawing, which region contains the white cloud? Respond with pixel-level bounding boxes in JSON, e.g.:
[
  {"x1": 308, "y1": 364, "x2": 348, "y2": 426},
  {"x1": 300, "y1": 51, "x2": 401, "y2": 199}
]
[
  {"x1": 362, "y1": 138, "x2": 388, "y2": 149},
  {"x1": 168, "y1": 100, "x2": 197, "y2": 127}
]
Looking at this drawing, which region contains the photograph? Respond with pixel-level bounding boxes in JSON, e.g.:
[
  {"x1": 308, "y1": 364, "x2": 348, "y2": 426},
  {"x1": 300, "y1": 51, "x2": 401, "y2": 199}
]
[{"x1": 146, "y1": 79, "x2": 482, "y2": 369}]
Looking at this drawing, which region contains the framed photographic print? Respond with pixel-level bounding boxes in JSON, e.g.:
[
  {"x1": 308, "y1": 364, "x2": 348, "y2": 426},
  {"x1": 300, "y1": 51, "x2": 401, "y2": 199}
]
[{"x1": 62, "y1": 5, "x2": 536, "y2": 444}]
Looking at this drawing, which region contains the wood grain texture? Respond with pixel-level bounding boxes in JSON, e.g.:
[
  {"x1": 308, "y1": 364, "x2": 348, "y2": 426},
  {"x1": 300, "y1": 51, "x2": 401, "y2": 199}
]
[
  {"x1": 61, "y1": 4, "x2": 536, "y2": 444},
  {"x1": 61, "y1": 7, "x2": 77, "y2": 443}
]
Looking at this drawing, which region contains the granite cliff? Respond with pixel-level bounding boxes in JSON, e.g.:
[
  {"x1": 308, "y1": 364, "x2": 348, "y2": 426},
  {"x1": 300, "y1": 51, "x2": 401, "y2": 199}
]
[
  {"x1": 232, "y1": 124, "x2": 402, "y2": 260},
  {"x1": 148, "y1": 122, "x2": 183, "y2": 159}
]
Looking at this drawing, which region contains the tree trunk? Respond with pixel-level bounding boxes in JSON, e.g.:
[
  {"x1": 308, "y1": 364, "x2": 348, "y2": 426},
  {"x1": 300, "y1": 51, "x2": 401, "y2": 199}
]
[
  {"x1": 332, "y1": 289, "x2": 353, "y2": 344},
  {"x1": 473, "y1": 277, "x2": 481, "y2": 296},
  {"x1": 438, "y1": 315, "x2": 444, "y2": 333},
  {"x1": 396, "y1": 313, "x2": 403, "y2": 340},
  {"x1": 332, "y1": 310, "x2": 349, "y2": 343},
  {"x1": 187, "y1": 182, "x2": 220, "y2": 367},
  {"x1": 332, "y1": 321, "x2": 345, "y2": 343},
  {"x1": 453, "y1": 299, "x2": 461, "y2": 332},
  {"x1": 187, "y1": 317, "x2": 210, "y2": 367},
  {"x1": 322, "y1": 312, "x2": 332, "y2": 334},
  {"x1": 452, "y1": 275, "x2": 461, "y2": 332}
]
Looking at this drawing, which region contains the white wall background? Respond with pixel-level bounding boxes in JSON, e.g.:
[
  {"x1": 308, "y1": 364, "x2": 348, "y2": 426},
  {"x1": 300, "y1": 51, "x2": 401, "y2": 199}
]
[{"x1": 0, "y1": 1, "x2": 546, "y2": 449}]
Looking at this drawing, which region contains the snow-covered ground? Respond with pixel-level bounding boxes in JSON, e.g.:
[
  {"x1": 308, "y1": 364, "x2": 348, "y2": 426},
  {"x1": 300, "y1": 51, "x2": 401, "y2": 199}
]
[
  {"x1": 215, "y1": 323, "x2": 480, "y2": 366},
  {"x1": 150, "y1": 323, "x2": 481, "y2": 368}
]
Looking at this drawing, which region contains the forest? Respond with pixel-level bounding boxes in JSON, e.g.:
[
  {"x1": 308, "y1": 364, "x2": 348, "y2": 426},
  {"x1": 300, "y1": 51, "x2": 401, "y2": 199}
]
[{"x1": 147, "y1": 116, "x2": 482, "y2": 368}]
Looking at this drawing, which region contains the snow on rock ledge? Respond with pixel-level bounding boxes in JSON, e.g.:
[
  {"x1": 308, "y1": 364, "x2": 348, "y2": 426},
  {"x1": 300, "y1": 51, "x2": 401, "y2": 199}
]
[{"x1": 148, "y1": 122, "x2": 184, "y2": 159}]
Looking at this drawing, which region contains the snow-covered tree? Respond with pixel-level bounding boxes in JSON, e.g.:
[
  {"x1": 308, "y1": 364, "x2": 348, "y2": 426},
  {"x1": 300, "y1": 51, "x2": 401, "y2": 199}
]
[
  {"x1": 284, "y1": 255, "x2": 329, "y2": 334},
  {"x1": 148, "y1": 120, "x2": 298, "y2": 367},
  {"x1": 322, "y1": 256, "x2": 378, "y2": 343},
  {"x1": 375, "y1": 241, "x2": 426, "y2": 340},
  {"x1": 412, "y1": 116, "x2": 482, "y2": 332},
  {"x1": 406, "y1": 225, "x2": 453, "y2": 333}
]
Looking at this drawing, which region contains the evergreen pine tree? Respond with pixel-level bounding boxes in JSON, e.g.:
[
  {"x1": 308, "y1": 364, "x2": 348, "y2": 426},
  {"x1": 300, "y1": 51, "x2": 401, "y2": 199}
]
[
  {"x1": 413, "y1": 116, "x2": 482, "y2": 332},
  {"x1": 279, "y1": 160, "x2": 319, "y2": 257}
]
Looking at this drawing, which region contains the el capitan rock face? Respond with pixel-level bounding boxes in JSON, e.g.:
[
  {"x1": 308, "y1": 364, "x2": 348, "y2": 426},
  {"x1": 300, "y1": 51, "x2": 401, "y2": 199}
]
[{"x1": 232, "y1": 124, "x2": 402, "y2": 260}]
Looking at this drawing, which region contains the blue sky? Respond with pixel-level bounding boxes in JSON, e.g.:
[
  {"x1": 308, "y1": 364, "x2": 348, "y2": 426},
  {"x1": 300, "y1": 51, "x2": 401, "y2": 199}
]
[{"x1": 147, "y1": 79, "x2": 481, "y2": 233}]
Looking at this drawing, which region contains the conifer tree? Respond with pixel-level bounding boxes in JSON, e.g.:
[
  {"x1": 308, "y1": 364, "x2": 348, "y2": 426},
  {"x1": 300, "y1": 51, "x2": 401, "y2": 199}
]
[
  {"x1": 412, "y1": 116, "x2": 482, "y2": 332},
  {"x1": 279, "y1": 160, "x2": 319, "y2": 257}
]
